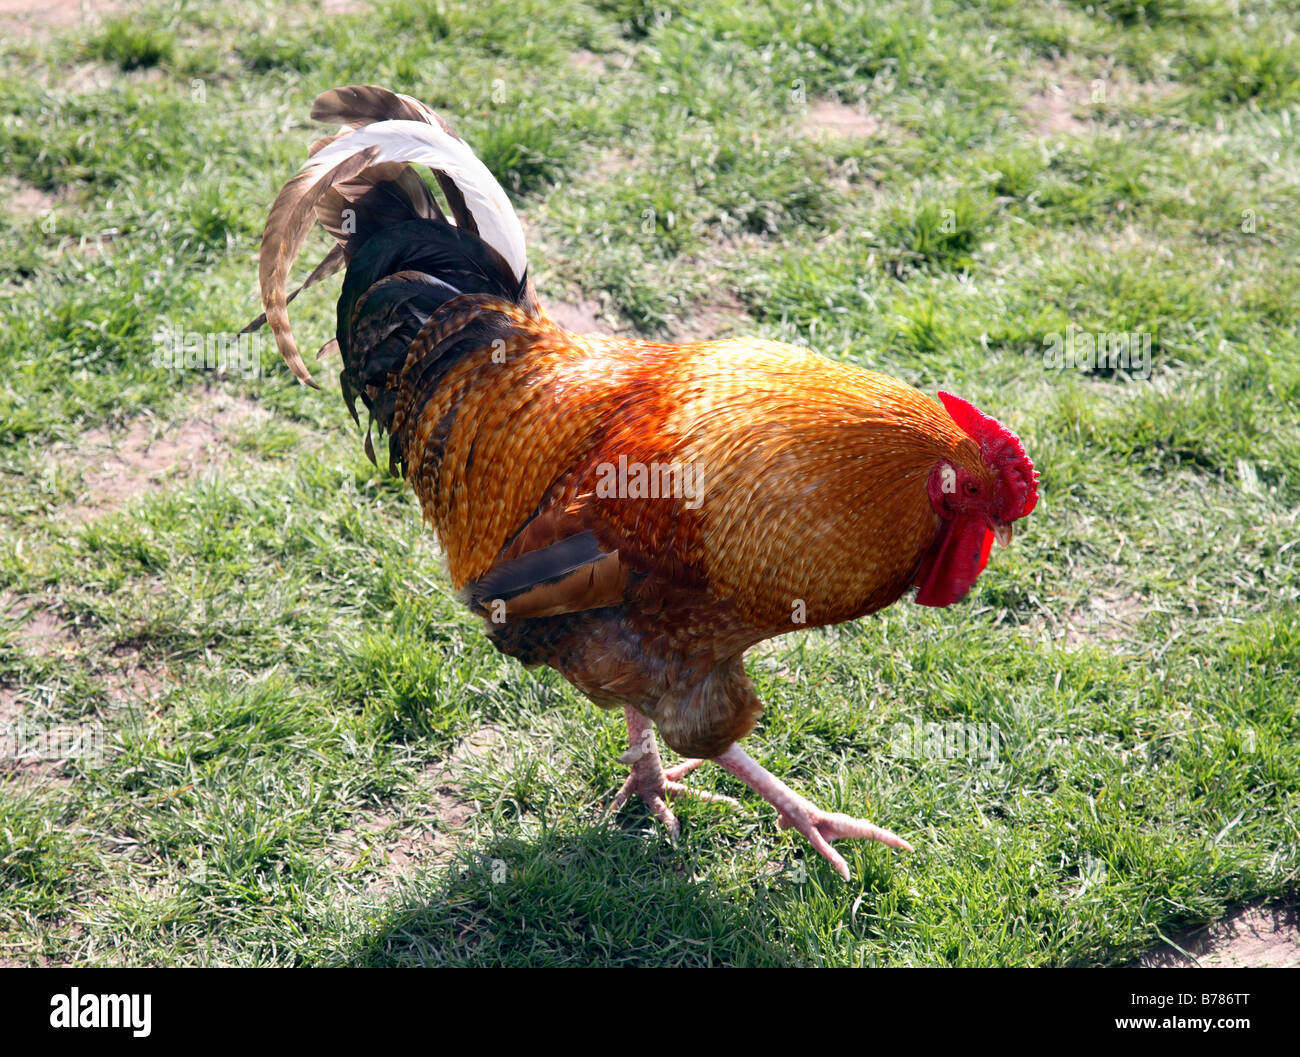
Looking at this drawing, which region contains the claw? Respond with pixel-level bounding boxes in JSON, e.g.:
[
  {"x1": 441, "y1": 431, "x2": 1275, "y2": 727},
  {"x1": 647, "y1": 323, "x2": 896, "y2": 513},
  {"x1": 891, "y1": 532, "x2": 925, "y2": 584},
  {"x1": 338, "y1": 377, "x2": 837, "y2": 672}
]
[
  {"x1": 607, "y1": 709, "x2": 739, "y2": 835},
  {"x1": 714, "y1": 742, "x2": 913, "y2": 879},
  {"x1": 776, "y1": 806, "x2": 914, "y2": 879}
]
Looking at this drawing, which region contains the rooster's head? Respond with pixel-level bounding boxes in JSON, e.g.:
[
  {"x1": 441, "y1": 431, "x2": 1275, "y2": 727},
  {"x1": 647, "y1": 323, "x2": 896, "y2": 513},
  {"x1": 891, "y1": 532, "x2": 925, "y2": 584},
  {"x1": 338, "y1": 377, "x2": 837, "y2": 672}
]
[{"x1": 913, "y1": 391, "x2": 1038, "y2": 607}]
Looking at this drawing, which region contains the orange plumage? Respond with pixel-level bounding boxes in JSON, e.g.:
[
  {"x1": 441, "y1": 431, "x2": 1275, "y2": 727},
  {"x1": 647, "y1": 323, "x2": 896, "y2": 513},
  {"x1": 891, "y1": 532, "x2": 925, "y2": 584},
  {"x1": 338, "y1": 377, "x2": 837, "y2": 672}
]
[{"x1": 252, "y1": 87, "x2": 1038, "y2": 877}]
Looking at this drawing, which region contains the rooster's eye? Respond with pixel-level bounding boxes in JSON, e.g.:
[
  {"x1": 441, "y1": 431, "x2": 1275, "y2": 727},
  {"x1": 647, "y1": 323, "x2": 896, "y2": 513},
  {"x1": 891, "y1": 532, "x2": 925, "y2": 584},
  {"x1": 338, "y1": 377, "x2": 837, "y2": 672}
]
[{"x1": 965, "y1": 482, "x2": 979, "y2": 496}]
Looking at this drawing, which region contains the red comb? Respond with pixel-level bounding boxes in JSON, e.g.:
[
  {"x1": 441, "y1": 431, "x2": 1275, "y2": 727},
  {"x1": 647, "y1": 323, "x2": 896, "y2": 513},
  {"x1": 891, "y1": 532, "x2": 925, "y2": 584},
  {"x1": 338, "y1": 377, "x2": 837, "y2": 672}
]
[
  {"x1": 938, "y1": 391, "x2": 1039, "y2": 518},
  {"x1": 938, "y1": 391, "x2": 999, "y2": 445}
]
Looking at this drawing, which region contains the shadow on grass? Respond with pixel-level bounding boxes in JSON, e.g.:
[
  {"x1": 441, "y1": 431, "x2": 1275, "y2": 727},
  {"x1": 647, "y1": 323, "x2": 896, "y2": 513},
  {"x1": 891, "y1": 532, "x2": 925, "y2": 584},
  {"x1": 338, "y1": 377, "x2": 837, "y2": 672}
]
[{"x1": 343, "y1": 821, "x2": 802, "y2": 967}]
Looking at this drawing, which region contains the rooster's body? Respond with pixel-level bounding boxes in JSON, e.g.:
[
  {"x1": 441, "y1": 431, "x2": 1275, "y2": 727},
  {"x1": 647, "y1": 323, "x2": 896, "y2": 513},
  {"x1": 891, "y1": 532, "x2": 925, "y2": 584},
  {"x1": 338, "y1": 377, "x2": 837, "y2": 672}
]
[{"x1": 253, "y1": 87, "x2": 1038, "y2": 878}]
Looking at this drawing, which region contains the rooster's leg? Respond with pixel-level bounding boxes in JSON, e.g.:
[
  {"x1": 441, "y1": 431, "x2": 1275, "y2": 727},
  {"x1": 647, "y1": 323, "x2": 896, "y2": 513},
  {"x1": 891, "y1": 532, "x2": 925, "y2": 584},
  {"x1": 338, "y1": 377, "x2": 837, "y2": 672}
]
[
  {"x1": 608, "y1": 707, "x2": 738, "y2": 836},
  {"x1": 712, "y1": 742, "x2": 913, "y2": 879}
]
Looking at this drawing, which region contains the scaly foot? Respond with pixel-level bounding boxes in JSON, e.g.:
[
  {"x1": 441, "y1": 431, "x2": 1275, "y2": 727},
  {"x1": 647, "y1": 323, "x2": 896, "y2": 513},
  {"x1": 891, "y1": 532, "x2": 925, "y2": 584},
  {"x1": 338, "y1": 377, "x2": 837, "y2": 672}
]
[
  {"x1": 712, "y1": 742, "x2": 913, "y2": 879},
  {"x1": 608, "y1": 708, "x2": 738, "y2": 835}
]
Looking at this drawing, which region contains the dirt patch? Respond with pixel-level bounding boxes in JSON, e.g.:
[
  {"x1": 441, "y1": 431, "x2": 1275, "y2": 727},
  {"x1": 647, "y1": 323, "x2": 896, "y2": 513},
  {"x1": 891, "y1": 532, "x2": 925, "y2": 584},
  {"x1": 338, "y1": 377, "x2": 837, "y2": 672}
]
[
  {"x1": 0, "y1": 721, "x2": 92, "y2": 788},
  {"x1": 1140, "y1": 903, "x2": 1300, "y2": 968},
  {"x1": 2, "y1": 590, "x2": 162, "y2": 786},
  {"x1": 20, "y1": 59, "x2": 155, "y2": 97},
  {"x1": 0, "y1": 658, "x2": 161, "y2": 788},
  {"x1": 67, "y1": 391, "x2": 268, "y2": 522},
  {"x1": 547, "y1": 297, "x2": 617, "y2": 336},
  {"x1": 0, "y1": 0, "x2": 117, "y2": 32},
  {"x1": 3, "y1": 593, "x2": 77, "y2": 661},
  {"x1": 3, "y1": 179, "x2": 58, "y2": 218},
  {"x1": 594, "y1": 147, "x2": 636, "y2": 180},
  {"x1": 1022, "y1": 65, "x2": 1178, "y2": 136},
  {"x1": 3, "y1": 589, "x2": 168, "y2": 687},
  {"x1": 330, "y1": 726, "x2": 511, "y2": 893},
  {"x1": 421, "y1": 724, "x2": 512, "y2": 830},
  {"x1": 1024, "y1": 63, "x2": 1186, "y2": 136},
  {"x1": 570, "y1": 48, "x2": 606, "y2": 72},
  {"x1": 100, "y1": 649, "x2": 166, "y2": 705},
  {"x1": 0, "y1": 685, "x2": 23, "y2": 728},
  {"x1": 55, "y1": 60, "x2": 119, "y2": 94},
  {"x1": 1061, "y1": 591, "x2": 1144, "y2": 649},
  {"x1": 1, "y1": 590, "x2": 74, "y2": 735},
  {"x1": 801, "y1": 98, "x2": 882, "y2": 139},
  {"x1": 549, "y1": 289, "x2": 749, "y2": 343},
  {"x1": 1, "y1": 177, "x2": 119, "y2": 260},
  {"x1": 0, "y1": 668, "x2": 86, "y2": 788},
  {"x1": 670, "y1": 293, "x2": 749, "y2": 343},
  {"x1": 1025, "y1": 70, "x2": 1096, "y2": 136},
  {"x1": 330, "y1": 808, "x2": 436, "y2": 888}
]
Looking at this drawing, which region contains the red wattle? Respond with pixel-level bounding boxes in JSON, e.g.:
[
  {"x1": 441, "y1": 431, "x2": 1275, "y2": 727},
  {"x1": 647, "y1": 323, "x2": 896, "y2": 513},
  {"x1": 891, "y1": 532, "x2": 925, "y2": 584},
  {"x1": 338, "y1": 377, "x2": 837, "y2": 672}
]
[
  {"x1": 977, "y1": 522, "x2": 994, "y2": 575},
  {"x1": 913, "y1": 517, "x2": 994, "y2": 608}
]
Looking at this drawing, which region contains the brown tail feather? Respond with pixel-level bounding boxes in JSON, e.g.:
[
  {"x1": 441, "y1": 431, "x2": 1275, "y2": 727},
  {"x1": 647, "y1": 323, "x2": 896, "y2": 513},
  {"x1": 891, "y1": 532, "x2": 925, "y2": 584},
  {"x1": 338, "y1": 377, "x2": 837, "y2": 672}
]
[
  {"x1": 310, "y1": 86, "x2": 480, "y2": 233},
  {"x1": 316, "y1": 162, "x2": 444, "y2": 244},
  {"x1": 309, "y1": 85, "x2": 451, "y2": 134},
  {"x1": 241, "y1": 243, "x2": 346, "y2": 336},
  {"x1": 257, "y1": 146, "x2": 381, "y2": 387}
]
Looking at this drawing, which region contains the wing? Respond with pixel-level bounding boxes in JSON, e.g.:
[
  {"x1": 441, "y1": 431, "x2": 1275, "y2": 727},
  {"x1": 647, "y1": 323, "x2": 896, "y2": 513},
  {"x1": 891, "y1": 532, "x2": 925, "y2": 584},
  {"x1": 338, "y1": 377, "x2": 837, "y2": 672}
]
[{"x1": 463, "y1": 486, "x2": 630, "y2": 620}]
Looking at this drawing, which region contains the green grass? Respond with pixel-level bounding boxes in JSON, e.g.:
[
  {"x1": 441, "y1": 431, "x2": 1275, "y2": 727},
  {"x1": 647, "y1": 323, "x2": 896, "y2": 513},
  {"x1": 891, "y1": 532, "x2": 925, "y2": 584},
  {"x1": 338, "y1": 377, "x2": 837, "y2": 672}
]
[{"x1": 1, "y1": 0, "x2": 1297, "y2": 967}]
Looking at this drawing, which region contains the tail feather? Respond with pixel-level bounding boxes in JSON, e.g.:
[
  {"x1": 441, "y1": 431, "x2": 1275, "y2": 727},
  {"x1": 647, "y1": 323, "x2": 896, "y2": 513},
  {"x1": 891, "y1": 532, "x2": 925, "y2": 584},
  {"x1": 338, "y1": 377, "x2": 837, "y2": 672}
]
[
  {"x1": 254, "y1": 85, "x2": 529, "y2": 388},
  {"x1": 310, "y1": 84, "x2": 446, "y2": 131},
  {"x1": 251, "y1": 84, "x2": 585, "y2": 591},
  {"x1": 258, "y1": 145, "x2": 382, "y2": 387},
  {"x1": 334, "y1": 218, "x2": 521, "y2": 361},
  {"x1": 316, "y1": 161, "x2": 445, "y2": 245},
  {"x1": 307, "y1": 121, "x2": 526, "y2": 279},
  {"x1": 240, "y1": 243, "x2": 345, "y2": 339}
]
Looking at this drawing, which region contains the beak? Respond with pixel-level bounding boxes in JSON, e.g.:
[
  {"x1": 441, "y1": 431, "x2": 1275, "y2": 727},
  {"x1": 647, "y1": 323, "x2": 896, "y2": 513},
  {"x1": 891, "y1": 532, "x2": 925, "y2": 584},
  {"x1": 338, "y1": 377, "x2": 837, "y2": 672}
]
[{"x1": 991, "y1": 520, "x2": 1014, "y2": 548}]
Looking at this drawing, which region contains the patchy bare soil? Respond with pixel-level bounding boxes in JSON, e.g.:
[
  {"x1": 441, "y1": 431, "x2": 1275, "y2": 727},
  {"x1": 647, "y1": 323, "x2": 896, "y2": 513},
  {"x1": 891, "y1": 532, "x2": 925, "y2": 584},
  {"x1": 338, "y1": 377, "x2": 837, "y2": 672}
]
[
  {"x1": 1025, "y1": 69, "x2": 1097, "y2": 136},
  {"x1": 1061, "y1": 591, "x2": 1145, "y2": 649},
  {"x1": 67, "y1": 390, "x2": 268, "y2": 521},
  {"x1": 3, "y1": 593, "x2": 77, "y2": 661},
  {"x1": 800, "y1": 98, "x2": 882, "y2": 139},
  {"x1": 0, "y1": 0, "x2": 118, "y2": 32},
  {"x1": 2, "y1": 586, "x2": 167, "y2": 787},
  {"x1": 329, "y1": 726, "x2": 511, "y2": 893},
  {"x1": 548, "y1": 289, "x2": 750, "y2": 344},
  {"x1": 547, "y1": 297, "x2": 618, "y2": 336},
  {"x1": 1140, "y1": 903, "x2": 1300, "y2": 968},
  {"x1": 670, "y1": 292, "x2": 749, "y2": 342},
  {"x1": 2, "y1": 178, "x2": 59, "y2": 218},
  {"x1": 570, "y1": 48, "x2": 608, "y2": 72},
  {"x1": 0, "y1": 683, "x2": 25, "y2": 729},
  {"x1": 420, "y1": 724, "x2": 510, "y2": 833},
  {"x1": 100, "y1": 647, "x2": 167, "y2": 705},
  {"x1": 1023, "y1": 63, "x2": 1181, "y2": 136},
  {"x1": 0, "y1": 0, "x2": 366, "y2": 31}
]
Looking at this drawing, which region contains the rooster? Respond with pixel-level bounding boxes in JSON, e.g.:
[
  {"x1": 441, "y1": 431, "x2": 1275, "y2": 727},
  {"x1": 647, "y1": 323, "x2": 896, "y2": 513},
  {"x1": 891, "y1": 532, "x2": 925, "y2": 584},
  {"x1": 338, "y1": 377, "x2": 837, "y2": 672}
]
[{"x1": 250, "y1": 86, "x2": 1038, "y2": 879}]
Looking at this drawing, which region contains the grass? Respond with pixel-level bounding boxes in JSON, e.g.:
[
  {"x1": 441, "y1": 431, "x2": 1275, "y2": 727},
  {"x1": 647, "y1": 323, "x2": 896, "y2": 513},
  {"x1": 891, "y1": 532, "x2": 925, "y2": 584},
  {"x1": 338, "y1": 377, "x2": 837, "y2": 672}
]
[{"x1": 0, "y1": 0, "x2": 1297, "y2": 967}]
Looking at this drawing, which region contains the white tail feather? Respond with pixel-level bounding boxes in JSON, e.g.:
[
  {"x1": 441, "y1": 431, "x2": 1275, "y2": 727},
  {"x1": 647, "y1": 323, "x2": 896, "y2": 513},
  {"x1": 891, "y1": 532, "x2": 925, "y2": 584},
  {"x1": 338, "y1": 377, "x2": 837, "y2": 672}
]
[{"x1": 307, "y1": 120, "x2": 527, "y2": 283}]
